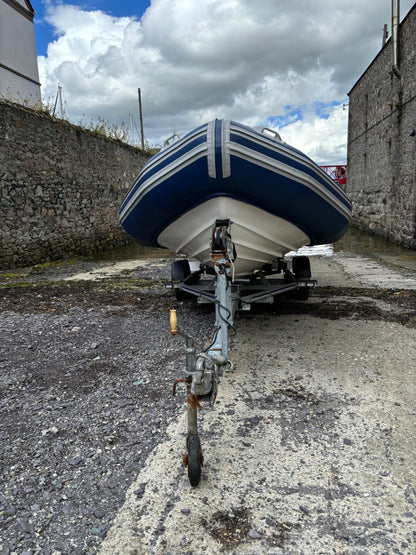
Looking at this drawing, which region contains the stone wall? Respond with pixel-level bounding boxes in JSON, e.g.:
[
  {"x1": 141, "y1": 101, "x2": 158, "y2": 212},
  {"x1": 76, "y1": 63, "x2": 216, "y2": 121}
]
[
  {"x1": 0, "y1": 100, "x2": 150, "y2": 269},
  {"x1": 347, "y1": 5, "x2": 416, "y2": 249}
]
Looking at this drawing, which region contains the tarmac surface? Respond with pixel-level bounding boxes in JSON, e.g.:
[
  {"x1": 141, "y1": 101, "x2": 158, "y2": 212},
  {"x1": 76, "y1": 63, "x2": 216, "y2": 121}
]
[{"x1": 99, "y1": 251, "x2": 416, "y2": 555}]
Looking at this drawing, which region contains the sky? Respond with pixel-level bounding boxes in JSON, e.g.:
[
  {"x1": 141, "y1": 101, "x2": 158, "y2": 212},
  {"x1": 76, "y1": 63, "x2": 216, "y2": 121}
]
[{"x1": 32, "y1": 0, "x2": 416, "y2": 164}]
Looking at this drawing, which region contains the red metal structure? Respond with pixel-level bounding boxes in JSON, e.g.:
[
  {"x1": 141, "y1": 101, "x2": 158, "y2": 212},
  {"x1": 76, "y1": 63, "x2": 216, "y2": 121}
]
[{"x1": 320, "y1": 165, "x2": 347, "y2": 187}]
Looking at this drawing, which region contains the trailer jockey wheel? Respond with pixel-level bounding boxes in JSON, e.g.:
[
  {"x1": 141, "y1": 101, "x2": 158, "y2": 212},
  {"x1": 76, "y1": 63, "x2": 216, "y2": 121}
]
[{"x1": 186, "y1": 433, "x2": 203, "y2": 486}]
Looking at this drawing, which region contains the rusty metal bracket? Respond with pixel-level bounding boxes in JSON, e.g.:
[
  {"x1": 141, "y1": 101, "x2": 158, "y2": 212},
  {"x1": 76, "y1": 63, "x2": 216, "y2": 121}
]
[{"x1": 187, "y1": 393, "x2": 202, "y2": 411}]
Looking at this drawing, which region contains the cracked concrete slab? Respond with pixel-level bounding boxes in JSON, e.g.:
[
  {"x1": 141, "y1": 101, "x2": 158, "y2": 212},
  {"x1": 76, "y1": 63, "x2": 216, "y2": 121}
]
[{"x1": 99, "y1": 254, "x2": 416, "y2": 554}]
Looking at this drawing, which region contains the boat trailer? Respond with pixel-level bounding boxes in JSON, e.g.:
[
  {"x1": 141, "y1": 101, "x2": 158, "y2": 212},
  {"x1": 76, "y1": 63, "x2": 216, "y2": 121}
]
[{"x1": 170, "y1": 220, "x2": 315, "y2": 486}]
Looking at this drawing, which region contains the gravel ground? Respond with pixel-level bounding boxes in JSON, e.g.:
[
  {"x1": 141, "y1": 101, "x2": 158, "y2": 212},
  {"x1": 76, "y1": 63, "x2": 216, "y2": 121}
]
[
  {"x1": 1, "y1": 251, "x2": 416, "y2": 554},
  {"x1": 0, "y1": 260, "x2": 211, "y2": 554}
]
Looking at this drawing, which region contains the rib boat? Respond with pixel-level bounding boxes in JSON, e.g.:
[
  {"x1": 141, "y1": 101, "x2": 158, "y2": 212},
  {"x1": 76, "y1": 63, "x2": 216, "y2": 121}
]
[
  {"x1": 120, "y1": 119, "x2": 351, "y2": 276},
  {"x1": 120, "y1": 119, "x2": 352, "y2": 486}
]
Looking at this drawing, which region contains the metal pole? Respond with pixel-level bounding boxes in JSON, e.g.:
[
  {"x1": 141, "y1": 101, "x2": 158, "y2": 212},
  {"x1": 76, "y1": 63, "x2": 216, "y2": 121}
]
[
  {"x1": 58, "y1": 85, "x2": 64, "y2": 117},
  {"x1": 53, "y1": 89, "x2": 58, "y2": 117},
  {"x1": 392, "y1": 0, "x2": 401, "y2": 79},
  {"x1": 138, "y1": 88, "x2": 145, "y2": 150},
  {"x1": 211, "y1": 264, "x2": 232, "y2": 360},
  {"x1": 129, "y1": 112, "x2": 133, "y2": 144},
  {"x1": 187, "y1": 384, "x2": 198, "y2": 436}
]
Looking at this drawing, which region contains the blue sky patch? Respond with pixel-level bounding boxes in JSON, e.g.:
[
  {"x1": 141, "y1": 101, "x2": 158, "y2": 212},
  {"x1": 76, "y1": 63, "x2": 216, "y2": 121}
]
[
  {"x1": 266, "y1": 106, "x2": 304, "y2": 129},
  {"x1": 313, "y1": 101, "x2": 342, "y2": 119}
]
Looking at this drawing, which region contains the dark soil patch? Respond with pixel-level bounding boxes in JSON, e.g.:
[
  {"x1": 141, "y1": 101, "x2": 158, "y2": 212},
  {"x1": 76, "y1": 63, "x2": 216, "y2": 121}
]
[
  {"x1": 266, "y1": 520, "x2": 299, "y2": 548},
  {"x1": 2, "y1": 282, "x2": 416, "y2": 329},
  {"x1": 250, "y1": 286, "x2": 416, "y2": 328},
  {"x1": 200, "y1": 507, "x2": 251, "y2": 549},
  {"x1": 0, "y1": 278, "x2": 171, "y2": 315}
]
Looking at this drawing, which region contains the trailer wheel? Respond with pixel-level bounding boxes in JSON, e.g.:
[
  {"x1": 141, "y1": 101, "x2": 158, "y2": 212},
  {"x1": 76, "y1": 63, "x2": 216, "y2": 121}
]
[
  {"x1": 295, "y1": 286, "x2": 310, "y2": 300},
  {"x1": 171, "y1": 259, "x2": 194, "y2": 300},
  {"x1": 292, "y1": 256, "x2": 311, "y2": 300},
  {"x1": 187, "y1": 433, "x2": 203, "y2": 486},
  {"x1": 292, "y1": 256, "x2": 311, "y2": 279}
]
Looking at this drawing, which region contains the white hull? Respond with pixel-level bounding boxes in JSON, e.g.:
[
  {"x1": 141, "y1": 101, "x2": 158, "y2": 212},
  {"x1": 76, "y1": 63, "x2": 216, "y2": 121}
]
[{"x1": 158, "y1": 197, "x2": 309, "y2": 276}]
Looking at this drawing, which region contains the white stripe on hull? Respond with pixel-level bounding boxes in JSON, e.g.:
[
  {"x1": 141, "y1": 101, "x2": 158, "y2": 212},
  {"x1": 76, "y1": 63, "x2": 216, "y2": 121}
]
[
  {"x1": 121, "y1": 143, "x2": 208, "y2": 222},
  {"x1": 120, "y1": 119, "x2": 350, "y2": 225},
  {"x1": 157, "y1": 197, "x2": 309, "y2": 277},
  {"x1": 230, "y1": 122, "x2": 349, "y2": 204}
]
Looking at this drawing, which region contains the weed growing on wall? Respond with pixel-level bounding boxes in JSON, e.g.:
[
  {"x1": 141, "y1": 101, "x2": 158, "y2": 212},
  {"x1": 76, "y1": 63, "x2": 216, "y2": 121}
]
[
  {"x1": 77, "y1": 115, "x2": 130, "y2": 143},
  {"x1": 0, "y1": 94, "x2": 158, "y2": 153}
]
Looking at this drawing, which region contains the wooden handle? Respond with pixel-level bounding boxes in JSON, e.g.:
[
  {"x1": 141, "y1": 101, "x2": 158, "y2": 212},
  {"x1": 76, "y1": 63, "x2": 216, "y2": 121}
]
[{"x1": 170, "y1": 309, "x2": 177, "y2": 335}]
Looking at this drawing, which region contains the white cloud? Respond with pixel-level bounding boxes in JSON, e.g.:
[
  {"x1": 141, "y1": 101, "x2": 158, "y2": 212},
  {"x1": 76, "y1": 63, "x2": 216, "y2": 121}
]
[
  {"x1": 37, "y1": 0, "x2": 415, "y2": 161},
  {"x1": 278, "y1": 103, "x2": 349, "y2": 165}
]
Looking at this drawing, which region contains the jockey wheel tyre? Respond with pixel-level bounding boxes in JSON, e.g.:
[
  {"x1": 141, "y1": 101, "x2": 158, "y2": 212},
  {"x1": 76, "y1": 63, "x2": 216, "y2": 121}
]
[{"x1": 187, "y1": 433, "x2": 203, "y2": 486}]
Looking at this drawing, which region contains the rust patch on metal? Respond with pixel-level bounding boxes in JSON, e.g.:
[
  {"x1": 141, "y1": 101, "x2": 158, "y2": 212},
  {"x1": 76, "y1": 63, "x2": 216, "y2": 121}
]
[
  {"x1": 172, "y1": 377, "x2": 189, "y2": 396},
  {"x1": 187, "y1": 393, "x2": 202, "y2": 411}
]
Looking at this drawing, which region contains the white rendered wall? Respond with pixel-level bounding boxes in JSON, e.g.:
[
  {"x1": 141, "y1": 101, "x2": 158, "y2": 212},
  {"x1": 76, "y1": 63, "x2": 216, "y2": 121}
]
[{"x1": 0, "y1": 1, "x2": 41, "y2": 105}]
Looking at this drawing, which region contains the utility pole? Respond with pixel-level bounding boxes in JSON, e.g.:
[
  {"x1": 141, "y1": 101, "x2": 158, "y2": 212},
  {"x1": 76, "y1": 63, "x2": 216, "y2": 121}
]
[
  {"x1": 129, "y1": 112, "x2": 134, "y2": 143},
  {"x1": 138, "y1": 88, "x2": 145, "y2": 150},
  {"x1": 53, "y1": 84, "x2": 64, "y2": 117}
]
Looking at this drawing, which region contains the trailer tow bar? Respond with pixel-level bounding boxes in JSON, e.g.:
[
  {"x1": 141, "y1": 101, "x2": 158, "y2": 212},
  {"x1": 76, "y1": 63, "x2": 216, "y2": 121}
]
[{"x1": 170, "y1": 220, "x2": 315, "y2": 486}]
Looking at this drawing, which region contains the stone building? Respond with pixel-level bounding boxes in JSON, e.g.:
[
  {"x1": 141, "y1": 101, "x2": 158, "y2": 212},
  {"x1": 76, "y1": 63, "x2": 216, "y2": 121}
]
[
  {"x1": 347, "y1": 3, "x2": 416, "y2": 249},
  {"x1": 0, "y1": 0, "x2": 41, "y2": 106}
]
